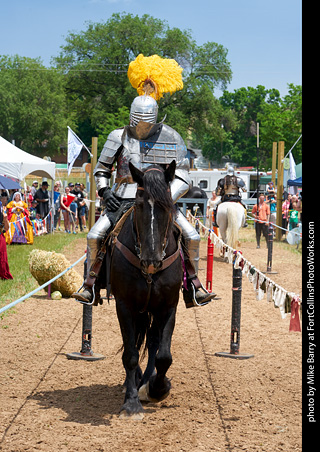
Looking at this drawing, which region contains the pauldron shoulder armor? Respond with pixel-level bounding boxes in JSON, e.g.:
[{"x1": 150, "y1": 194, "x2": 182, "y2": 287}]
[{"x1": 93, "y1": 128, "x2": 124, "y2": 177}]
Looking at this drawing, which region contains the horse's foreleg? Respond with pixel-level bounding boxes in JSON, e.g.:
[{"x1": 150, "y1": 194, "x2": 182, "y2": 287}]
[
  {"x1": 147, "y1": 307, "x2": 176, "y2": 402},
  {"x1": 116, "y1": 303, "x2": 144, "y2": 419},
  {"x1": 120, "y1": 347, "x2": 144, "y2": 418}
]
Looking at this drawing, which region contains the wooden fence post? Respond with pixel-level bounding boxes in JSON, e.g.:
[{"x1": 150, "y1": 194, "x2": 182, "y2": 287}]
[{"x1": 89, "y1": 137, "x2": 98, "y2": 231}]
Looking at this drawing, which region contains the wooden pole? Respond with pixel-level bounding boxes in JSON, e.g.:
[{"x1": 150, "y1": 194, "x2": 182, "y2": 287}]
[
  {"x1": 275, "y1": 141, "x2": 284, "y2": 241},
  {"x1": 88, "y1": 137, "x2": 98, "y2": 230},
  {"x1": 272, "y1": 142, "x2": 277, "y2": 186},
  {"x1": 256, "y1": 123, "x2": 260, "y2": 215}
]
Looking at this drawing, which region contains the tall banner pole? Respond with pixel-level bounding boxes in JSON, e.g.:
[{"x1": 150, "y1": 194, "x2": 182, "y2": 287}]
[
  {"x1": 89, "y1": 137, "x2": 98, "y2": 231},
  {"x1": 276, "y1": 141, "x2": 284, "y2": 241},
  {"x1": 256, "y1": 123, "x2": 260, "y2": 215}
]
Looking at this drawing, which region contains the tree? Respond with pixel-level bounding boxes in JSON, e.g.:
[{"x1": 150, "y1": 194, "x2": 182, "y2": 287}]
[
  {"x1": 258, "y1": 83, "x2": 302, "y2": 165},
  {"x1": 0, "y1": 55, "x2": 70, "y2": 155},
  {"x1": 202, "y1": 84, "x2": 302, "y2": 169},
  {"x1": 95, "y1": 106, "x2": 130, "y2": 147},
  {"x1": 54, "y1": 13, "x2": 232, "y2": 153},
  {"x1": 209, "y1": 85, "x2": 285, "y2": 168}
]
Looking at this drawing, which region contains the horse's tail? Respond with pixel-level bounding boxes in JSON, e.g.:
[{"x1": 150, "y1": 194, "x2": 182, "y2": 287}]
[{"x1": 226, "y1": 206, "x2": 239, "y2": 249}]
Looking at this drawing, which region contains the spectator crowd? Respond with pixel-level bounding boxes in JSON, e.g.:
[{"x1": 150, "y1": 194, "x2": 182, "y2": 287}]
[
  {"x1": 250, "y1": 181, "x2": 302, "y2": 248},
  {"x1": 0, "y1": 180, "x2": 98, "y2": 247}
]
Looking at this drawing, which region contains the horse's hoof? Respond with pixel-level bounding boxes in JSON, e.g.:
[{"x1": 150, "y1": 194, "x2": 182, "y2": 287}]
[
  {"x1": 138, "y1": 382, "x2": 150, "y2": 402},
  {"x1": 119, "y1": 410, "x2": 144, "y2": 420},
  {"x1": 139, "y1": 381, "x2": 170, "y2": 403},
  {"x1": 152, "y1": 390, "x2": 170, "y2": 403}
]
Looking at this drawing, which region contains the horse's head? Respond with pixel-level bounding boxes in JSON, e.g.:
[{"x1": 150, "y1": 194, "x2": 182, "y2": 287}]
[{"x1": 129, "y1": 160, "x2": 176, "y2": 275}]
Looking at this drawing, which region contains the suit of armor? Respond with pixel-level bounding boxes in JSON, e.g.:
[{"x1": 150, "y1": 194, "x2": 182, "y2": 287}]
[
  {"x1": 88, "y1": 122, "x2": 201, "y2": 272},
  {"x1": 213, "y1": 168, "x2": 247, "y2": 227},
  {"x1": 216, "y1": 174, "x2": 246, "y2": 202}
]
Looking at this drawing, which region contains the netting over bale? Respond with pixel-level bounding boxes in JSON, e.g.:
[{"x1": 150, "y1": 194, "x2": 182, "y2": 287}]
[{"x1": 29, "y1": 249, "x2": 83, "y2": 297}]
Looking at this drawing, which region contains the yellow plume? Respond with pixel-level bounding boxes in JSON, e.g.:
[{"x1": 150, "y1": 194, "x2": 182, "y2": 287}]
[{"x1": 128, "y1": 54, "x2": 183, "y2": 101}]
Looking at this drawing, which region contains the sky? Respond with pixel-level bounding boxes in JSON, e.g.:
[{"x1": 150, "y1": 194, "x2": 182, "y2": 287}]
[{"x1": 0, "y1": 0, "x2": 302, "y2": 99}]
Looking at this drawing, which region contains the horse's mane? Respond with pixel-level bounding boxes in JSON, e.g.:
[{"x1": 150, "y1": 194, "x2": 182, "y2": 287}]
[{"x1": 143, "y1": 166, "x2": 175, "y2": 213}]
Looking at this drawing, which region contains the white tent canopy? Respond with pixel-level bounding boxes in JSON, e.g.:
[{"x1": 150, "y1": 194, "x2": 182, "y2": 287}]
[{"x1": 0, "y1": 136, "x2": 55, "y2": 181}]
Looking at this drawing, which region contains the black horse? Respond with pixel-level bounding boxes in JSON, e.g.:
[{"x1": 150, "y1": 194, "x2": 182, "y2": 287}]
[{"x1": 110, "y1": 160, "x2": 182, "y2": 419}]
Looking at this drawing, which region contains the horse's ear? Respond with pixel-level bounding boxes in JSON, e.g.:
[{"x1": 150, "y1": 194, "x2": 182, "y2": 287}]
[
  {"x1": 129, "y1": 161, "x2": 144, "y2": 186},
  {"x1": 164, "y1": 160, "x2": 176, "y2": 184}
]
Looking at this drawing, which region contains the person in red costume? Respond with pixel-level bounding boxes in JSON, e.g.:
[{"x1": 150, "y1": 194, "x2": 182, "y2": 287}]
[
  {"x1": 60, "y1": 186, "x2": 76, "y2": 233},
  {"x1": 0, "y1": 201, "x2": 13, "y2": 279}
]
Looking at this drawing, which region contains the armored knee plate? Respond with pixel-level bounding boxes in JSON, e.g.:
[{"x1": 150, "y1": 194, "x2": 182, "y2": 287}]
[{"x1": 86, "y1": 214, "x2": 112, "y2": 273}]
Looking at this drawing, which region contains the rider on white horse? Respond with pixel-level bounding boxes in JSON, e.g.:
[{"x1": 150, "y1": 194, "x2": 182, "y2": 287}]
[{"x1": 212, "y1": 165, "x2": 247, "y2": 227}]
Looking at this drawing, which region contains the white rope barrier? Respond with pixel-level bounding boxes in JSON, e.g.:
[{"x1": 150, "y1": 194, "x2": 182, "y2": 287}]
[
  {"x1": 187, "y1": 211, "x2": 301, "y2": 320},
  {"x1": 0, "y1": 253, "x2": 86, "y2": 315},
  {"x1": 246, "y1": 214, "x2": 301, "y2": 236}
]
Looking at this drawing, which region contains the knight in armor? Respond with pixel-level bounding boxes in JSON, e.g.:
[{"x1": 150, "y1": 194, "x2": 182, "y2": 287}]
[
  {"x1": 212, "y1": 165, "x2": 247, "y2": 227},
  {"x1": 73, "y1": 54, "x2": 217, "y2": 308}
]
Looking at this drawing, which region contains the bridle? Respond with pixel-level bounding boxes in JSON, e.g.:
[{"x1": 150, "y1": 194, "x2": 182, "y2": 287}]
[{"x1": 133, "y1": 187, "x2": 171, "y2": 272}]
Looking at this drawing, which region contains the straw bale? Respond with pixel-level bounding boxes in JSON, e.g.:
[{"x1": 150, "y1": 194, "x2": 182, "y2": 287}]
[{"x1": 29, "y1": 249, "x2": 83, "y2": 297}]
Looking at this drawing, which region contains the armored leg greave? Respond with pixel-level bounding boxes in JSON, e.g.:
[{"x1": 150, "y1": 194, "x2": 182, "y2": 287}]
[
  {"x1": 175, "y1": 210, "x2": 200, "y2": 273},
  {"x1": 86, "y1": 214, "x2": 112, "y2": 274}
]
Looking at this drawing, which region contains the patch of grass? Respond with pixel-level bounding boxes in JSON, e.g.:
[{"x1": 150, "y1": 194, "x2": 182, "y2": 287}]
[{"x1": 0, "y1": 231, "x2": 87, "y2": 309}]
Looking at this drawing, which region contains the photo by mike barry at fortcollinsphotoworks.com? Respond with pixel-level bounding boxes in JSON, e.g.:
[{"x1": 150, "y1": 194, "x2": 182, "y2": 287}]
[{"x1": 304, "y1": 221, "x2": 317, "y2": 428}]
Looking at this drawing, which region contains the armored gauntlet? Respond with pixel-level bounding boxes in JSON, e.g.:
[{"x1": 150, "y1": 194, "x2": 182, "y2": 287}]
[{"x1": 101, "y1": 187, "x2": 121, "y2": 212}]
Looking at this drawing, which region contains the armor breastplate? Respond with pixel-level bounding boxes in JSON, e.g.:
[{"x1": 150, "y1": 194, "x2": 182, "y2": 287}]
[
  {"x1": 114, "y1": 124, "x2": 187, "y2": 198},
  {"x1": 140, "y1": 139, "x2": 177, "y2": 165}
]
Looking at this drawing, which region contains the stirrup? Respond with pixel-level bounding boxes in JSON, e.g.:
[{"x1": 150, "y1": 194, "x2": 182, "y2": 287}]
[
  {"x1": 194, "y1": 283, "x2": 217, "y2": 307},
  {"x1": 183, "y1": 282, "x2": 216, "y2": 308},
  {"x1": 73, "y1": 283, "x2": 96, "y2": 306}
]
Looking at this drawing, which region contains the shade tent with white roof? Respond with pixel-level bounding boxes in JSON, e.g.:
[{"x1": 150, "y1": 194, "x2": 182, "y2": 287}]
[{"x1": 0, "y1": 136, "x2": 55, "y2": 181}]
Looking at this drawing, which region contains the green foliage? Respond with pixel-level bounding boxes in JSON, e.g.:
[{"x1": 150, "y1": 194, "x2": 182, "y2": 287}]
[
  {"x1": 202, "y1": 85, "x2": 302, "y2": 169},
  {"x1": 0, "y1": 55, "x2": 70, "y2": 155},
  {"x1": 258, "y1": 83, "x2": 302, "y2": 165},
  {"x1": 95, "y1": 106, "x2": 130, "y2": 152}
]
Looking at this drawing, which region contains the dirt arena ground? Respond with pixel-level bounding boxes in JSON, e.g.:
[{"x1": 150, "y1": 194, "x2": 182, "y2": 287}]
[{"x1": 0, "y1": 227, "x2": 302, "y2": 452}]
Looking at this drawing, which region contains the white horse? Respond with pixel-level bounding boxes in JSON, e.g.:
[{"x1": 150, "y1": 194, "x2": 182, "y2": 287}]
[{"x1": 216, "y1": 202, "x2": 246, "y2": 250}]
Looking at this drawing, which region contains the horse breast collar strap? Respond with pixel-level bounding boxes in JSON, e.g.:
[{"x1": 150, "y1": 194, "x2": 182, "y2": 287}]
[{"x1": 113, "y1": 236, "x2": 181, "y2": 275}]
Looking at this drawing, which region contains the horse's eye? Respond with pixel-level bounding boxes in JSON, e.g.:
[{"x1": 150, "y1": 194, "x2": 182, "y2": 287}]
[
  {"x1": 136, "y1": 192, "x2": 144, "y2": 207},
  {"x1": 136, "y1": 189, "x2": 144, "y2": 199}
]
